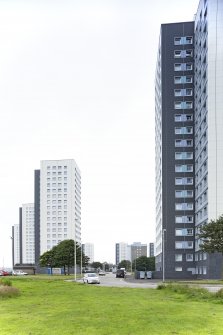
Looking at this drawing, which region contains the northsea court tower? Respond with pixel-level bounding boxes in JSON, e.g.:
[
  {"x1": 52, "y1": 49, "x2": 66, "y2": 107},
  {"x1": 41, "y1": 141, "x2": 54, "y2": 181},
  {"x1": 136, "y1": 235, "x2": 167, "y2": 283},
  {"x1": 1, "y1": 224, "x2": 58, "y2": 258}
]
[{"x1": 155, "y1": 0, "x2": 223, "y2": 279}]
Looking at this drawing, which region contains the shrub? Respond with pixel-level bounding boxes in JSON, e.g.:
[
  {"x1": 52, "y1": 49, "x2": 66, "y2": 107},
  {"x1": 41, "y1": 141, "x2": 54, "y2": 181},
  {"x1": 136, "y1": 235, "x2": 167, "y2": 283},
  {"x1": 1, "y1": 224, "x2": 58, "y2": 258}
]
[
  {"x1": 156, "y1": 283, "x2": 166, "y2": 290},
  {"x1": 215, "y1": 288, "x2": 223, "y2": 299},
  {"x1": 0, "y1": 278, "x2": 12, "y2": 286},
  {"x1": 0, "y1": 286, "x2": 20, "y2": 299},
  {"x1": 156, "y1": 282, "x2": 212, "y2": 300}
]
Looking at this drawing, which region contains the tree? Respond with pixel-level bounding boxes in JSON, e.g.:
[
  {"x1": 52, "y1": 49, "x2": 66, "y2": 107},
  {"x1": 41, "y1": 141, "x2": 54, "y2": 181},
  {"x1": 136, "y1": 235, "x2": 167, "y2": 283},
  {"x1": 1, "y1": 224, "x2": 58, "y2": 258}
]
[
  {"x1": 133, "y1": 256, "x2": 155, "y2": 271},
  {"x1": 39, "y1": 249, "x2": 57, "y2": 273},
  {"x1": 198, "y1": 215, "x2": 223, "y2": 253},
  {"x1": 90, "y1": 262, "x2": 103, "y2": 270},
  {"x1": 118, "y1": 260, "x2": 131, "y2": 271},
  {"x1": 39, "y1": 239, "x2": 89, "y2": 275}
]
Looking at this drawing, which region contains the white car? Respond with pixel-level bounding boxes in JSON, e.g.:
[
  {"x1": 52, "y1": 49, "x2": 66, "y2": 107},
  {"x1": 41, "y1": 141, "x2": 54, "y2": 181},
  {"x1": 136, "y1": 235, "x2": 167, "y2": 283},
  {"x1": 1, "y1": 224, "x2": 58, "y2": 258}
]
[
  {"x1": 13, "y1": 270, "x2": 28, "y2": 276},
  {"x1": 83, "y1": 273, "x2": 100, "y2": 284}
]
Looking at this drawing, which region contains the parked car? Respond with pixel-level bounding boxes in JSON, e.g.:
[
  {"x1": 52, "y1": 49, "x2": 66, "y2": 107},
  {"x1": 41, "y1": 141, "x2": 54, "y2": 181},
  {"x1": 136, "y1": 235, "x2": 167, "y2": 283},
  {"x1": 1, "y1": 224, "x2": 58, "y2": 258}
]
[
  {"x1": 0, "y1": 270, "x2": 10, "y2": 276},
  {"x1": 116, "y1": 269, "x2": 125, "y2": 278},
  {"x1": 83, "y1": 273, "x2": 100, "y2": 284},
  {"x1": 12, "y1": 270, "x2": 28, "y2": 276},
  {"x1": 98, "y1": 270, "x2": 106, "y2": 276}
]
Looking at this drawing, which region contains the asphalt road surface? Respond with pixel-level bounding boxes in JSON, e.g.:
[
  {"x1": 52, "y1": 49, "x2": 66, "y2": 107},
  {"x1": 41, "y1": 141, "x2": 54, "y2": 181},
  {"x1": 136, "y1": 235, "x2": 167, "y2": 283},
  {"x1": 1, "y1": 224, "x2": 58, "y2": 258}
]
[{"x1": 78, "y1": 272, "x2": 223, "y2": 292}]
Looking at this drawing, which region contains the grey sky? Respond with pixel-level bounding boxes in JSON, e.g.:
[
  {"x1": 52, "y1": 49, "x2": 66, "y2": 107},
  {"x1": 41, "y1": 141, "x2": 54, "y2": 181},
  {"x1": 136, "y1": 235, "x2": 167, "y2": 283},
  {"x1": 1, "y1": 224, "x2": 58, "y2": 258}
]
[{"x1": 0, "y1": 0, "x2": 198, "y2": 267}]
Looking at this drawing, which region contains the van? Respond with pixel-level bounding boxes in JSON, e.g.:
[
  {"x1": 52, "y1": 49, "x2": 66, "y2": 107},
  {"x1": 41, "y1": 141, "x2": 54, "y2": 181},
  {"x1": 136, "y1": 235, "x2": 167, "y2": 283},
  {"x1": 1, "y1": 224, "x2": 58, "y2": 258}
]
[{"x1": 116, "y1": 269, "x2": 125, "y2": 278}]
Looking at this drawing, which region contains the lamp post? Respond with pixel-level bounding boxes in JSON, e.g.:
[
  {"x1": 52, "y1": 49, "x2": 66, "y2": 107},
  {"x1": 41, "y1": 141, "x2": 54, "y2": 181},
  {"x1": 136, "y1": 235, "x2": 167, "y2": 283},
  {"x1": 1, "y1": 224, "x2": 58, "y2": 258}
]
[
  {"x1": 162, "y1": 228, "x2": 166, "y2": 282},
  {"x1": 74, "y1": 239, "x2": 76, "y2": 281},
  {"x1": 10, "y1": 236, "x2": 14, "y2": 270}
]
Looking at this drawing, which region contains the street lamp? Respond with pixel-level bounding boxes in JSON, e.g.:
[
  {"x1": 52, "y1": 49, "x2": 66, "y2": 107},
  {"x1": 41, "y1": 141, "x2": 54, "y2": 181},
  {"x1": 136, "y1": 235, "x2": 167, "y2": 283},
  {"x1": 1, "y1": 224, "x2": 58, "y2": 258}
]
[
  {"x1": 162, "y1": 228, "x2": 166, "y2": 282},
  {"x1": 74, "y1": 239, "x2": 76, "y2": 281},
  {"x1": 10, "y1": 236, "x2": 14, "y2": 270}
]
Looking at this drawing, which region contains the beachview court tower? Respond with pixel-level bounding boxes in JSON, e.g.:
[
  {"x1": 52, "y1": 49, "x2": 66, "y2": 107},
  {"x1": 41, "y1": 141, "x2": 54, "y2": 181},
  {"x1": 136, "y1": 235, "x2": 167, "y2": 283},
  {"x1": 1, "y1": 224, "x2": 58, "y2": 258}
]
[
  {"x1": 35, "y1": 159, "x2": 81, "y2": 260},
  {"x1": 155, "y1": 22, "x2": 195, "y2": 279}
]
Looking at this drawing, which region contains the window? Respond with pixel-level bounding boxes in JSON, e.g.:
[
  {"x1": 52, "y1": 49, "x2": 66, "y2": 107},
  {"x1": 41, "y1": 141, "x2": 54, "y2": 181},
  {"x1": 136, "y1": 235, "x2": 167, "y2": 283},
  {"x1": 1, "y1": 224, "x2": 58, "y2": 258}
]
[
  {"x1": 174, "y1": 50, "x2": 193, "y2": 58},
  {"x1": 185, "y1": 50, "x2": 193, "y2": 57},
  {"x1": 175, "y1": 228, "x2": 193, "y2": 236},
  {"x1": 174, "y1": 63, "x2": 183, "y2": 71},
  {"x1": 174, "y1": 50, "x2": 182, "y2": 58},
  {"x1": 175, "y1": 203, "x2": 193, "y2": 210},
  {"x1": 174, "y1": 37, "x2": 182, "y2": 45},
  {"x1": 185, "y1": 36, "x2": 193, "y2": 44},
  {"x1": 175, "y1": 139, "x2": 193, "y2": 147},
  {"x1": 174, "y1": 36, "x2": 193, "y2": 45},
  {"x1": 175, "y1": 126, "x2": 193, "y2": 134},
  {"x1": 174, "y1": 89, "x2": 182, "y2": 96},
  {"x1": 186, "y1": 89, "x2": 193, "y2": 96},
  {"x1": 186, "y1": 63, "x2": 193, "y2": 70},
  {"x1": 174, "y1": 114, "x2": 193, "y2": 122},
  {"x1": 175, "y1": 190, "x2": 193, "y2": 198},
  {"x1": 175, "y1": 254, "x2": 182, "y2": 262},
  {"x1": 174, "y1": 75, "x2": 193, "y2": 84},
  {"x1": 175, "y1": 152, "x2": 193, "y2": 160},
  {"x1": 175, "y1": 241, "x2": 193, "y2": 249},
  {"x1": 174, "y1": 102, "x2": 193, "y2": 110},
  {"x1": 174, "y1": 63, "x2": 193, "y2": 71},
  {"x1": 175, "y1": 267, "x2": 183, "y2": 272}
]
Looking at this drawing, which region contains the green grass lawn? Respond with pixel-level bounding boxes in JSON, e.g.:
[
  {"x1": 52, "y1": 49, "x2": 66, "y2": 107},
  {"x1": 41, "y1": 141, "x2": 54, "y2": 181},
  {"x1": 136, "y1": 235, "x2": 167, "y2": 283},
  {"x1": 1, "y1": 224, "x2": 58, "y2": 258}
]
[{"x1": 0, "y1": 276, "x2": 223, "y2": 335}]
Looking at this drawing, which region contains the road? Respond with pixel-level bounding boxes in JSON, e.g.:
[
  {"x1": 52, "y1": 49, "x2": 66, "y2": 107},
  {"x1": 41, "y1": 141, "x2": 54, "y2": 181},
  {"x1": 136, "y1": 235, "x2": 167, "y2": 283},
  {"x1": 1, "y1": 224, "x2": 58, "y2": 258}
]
[{"x1": 78, "y1": 272, "x2": 223, "y2": 292}]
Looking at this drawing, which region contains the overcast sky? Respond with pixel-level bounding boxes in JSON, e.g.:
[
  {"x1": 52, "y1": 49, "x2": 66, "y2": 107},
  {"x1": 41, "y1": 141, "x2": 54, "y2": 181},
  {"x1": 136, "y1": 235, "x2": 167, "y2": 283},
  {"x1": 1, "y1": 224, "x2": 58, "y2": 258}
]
[{"x1": 0, "y1": 0, "x2": 198, "y2": 267}]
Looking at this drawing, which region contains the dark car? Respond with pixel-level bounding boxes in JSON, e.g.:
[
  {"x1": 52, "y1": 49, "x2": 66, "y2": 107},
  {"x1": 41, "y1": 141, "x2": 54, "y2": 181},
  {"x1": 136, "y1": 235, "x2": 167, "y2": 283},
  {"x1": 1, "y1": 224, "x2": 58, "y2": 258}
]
[{"x1": 116, "y1": 269, "x2": 125, "y2": 278}]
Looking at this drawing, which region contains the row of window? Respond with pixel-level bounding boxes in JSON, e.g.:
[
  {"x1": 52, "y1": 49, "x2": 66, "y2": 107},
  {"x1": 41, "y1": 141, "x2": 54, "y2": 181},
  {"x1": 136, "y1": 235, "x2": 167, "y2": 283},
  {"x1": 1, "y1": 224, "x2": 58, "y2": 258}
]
[
  {"x1": 175, "y1": 253, "x2": 193, "y2": 261},
  {"x1": 175, "y1": 228, "x2": 193, "y2": 236},
  {"x1": 47, "y1": 211, "x2": 67, "y2": 215},
  {"x1": 174, "y1": 101, "x2": 193, "y2": 110},
  {"x1": 47, "y1": 171, "x2": 67, "y2": 176},
  {"x1": 174, "y1": 63, "x2": 193, "y2": 71},
  {"x1": 175, "y1": 164, "x2": 193, "y2": 172},
  {"x1": 47, "y1": 183, "x2": 67, "y2": 187},
  {"x1": 175, "y1": 215, "x2": 193, "y2": 223},
  {"x1": 174, "y1": 75, "x2": 193, "y2": 84},
  {"x1": 175, "y1": 203, "x2": 193, "y2": 210},
  {"x1": 47, "y1": 222, "x2": 67, "y2": 227},
  {"x1": 175, "y1": 114, "x2": 193, "y2": 123},
  {"x1": 47, "y1": 217, "x2": 67, "y2": 221},
  {"x1": 175, "y1": 241, "x2": 193, "y2": 249},
  {"x1": 175, "y1": 152, "x2": 193, "y2": 160},
  {"x1": 47, "y1": 232, "x2": 67, "y2": 238},
  {"x1": 47, "y1": 188, "x2": 67, "y2": 192},
  {"x1": 47, "y1": 165, "x2": 67, "y2": 170},
  {"x1": 174, "y1": 36, "x2": 193, "y2": 45},
  {"x1": 47, "y1": 177, "x2": 67, "y2": 181},
  {"x1": 175, "y1": 190, "x2": 193, "y2": 198},
  {"x1": 175, "y1": 139, "x2": 193, "y2": 147},
  {"x1": 174, "y1": 49, "x2": 193, "y2": 58},
  {"x1": 175, "y1": 177, "x2": 193, "y2": 185},
  {"x1": 47, "y1": 194, "x2": 68, "y2": 199},
  {"x1": 47, "y1": 205, "x2": 67, "y2": 210},
  {"x1": 175, "y1": 89, "x2": 193, "y2": 97}
]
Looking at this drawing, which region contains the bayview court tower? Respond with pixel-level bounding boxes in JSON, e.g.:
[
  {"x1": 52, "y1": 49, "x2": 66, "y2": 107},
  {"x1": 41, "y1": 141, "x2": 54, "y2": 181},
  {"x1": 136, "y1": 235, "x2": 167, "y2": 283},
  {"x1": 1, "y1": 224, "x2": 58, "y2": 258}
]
[
  {"x1": 155, "y1": 0, "x2": 223, "y2": 279},
  {"x1": 155, "y1": 22, "x2": 195, "y2": 279}
]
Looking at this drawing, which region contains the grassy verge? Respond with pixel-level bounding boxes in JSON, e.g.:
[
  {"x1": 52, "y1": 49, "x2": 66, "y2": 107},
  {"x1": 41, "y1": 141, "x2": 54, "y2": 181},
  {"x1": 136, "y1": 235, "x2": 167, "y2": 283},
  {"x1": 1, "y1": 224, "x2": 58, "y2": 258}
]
[{"x1": 0, "y1": 277, "x2": 223, "y2": 334}]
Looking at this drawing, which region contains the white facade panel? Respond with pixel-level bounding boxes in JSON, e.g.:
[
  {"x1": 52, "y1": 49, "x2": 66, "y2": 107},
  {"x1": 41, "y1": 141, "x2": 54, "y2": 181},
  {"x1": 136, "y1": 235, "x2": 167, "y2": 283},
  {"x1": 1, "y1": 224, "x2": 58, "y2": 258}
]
[
  {"x1": 13, "y1": 224, "x2": 20, "y2": 265},
  {"x1": 83, "y1": 243, "x2": 94, "y2": 264},
  {"x1": 22, "y1": 203, "x2": 35, "y2": 264},
  {"x1": 40, "y1": 159, "x2": 81, "y2": 255}
]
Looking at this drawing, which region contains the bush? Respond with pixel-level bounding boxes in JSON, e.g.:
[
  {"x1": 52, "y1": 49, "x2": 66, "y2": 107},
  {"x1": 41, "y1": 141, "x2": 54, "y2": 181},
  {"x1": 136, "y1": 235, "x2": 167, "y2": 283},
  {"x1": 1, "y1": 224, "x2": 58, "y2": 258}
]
[
  {"x1": 0, "y1": 286, "x2": 20, "y2": 299},
  {"x1": 0, "y1": 278, "x2": 12, "y2": 286},
  {"x1": 156, "y1": 283, "x2": 166, "y2": 290},
  {"x1": 215, "y1": 288, "x2": 223, "y2": 299},
  {"x1": 156, "y1": 282, "x2": 212, "y2": 300}
]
